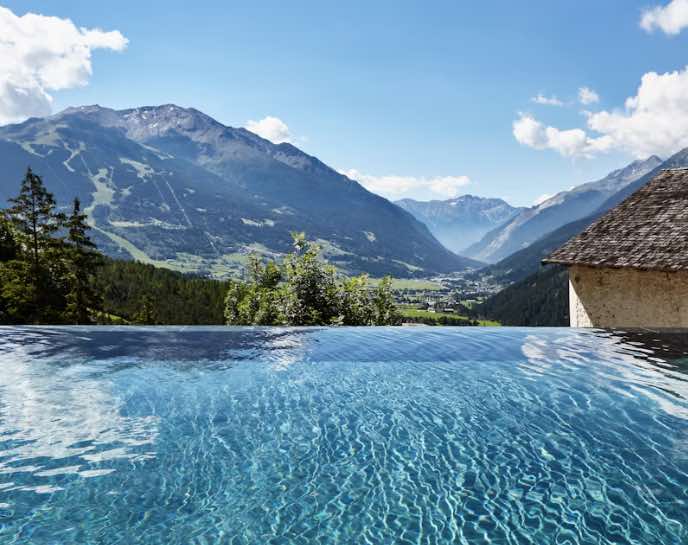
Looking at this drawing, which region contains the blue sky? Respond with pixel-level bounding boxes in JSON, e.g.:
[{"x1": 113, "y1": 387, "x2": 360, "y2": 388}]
[{"x1": 3, "y1": 0, "x2": 688, "y2": 206}]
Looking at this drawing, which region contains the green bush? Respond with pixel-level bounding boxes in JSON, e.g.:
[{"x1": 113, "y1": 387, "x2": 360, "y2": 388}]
[{"x1": 225, "y1": 233, "x2": 401, "y2": 326}]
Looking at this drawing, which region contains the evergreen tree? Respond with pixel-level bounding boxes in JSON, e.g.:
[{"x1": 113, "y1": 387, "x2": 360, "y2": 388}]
[
  {"x1": 134, "y1": 294, "x2": 157, "y2": 325},
  {"x1": 0, "y1": 213, "x2": 17, "y2": 263},
  {"x1": 8, "y1": 168, "x2": 65, "y2": 271},
  {"x1": 7, "y1": 168, "x2": 66, "y2": 320},
  {"x1": 0, "y1": 260, "x2": 35, "y2": 324},
  {"x1": 64, "y1": 198, "x2": 102, "y2": 324}
]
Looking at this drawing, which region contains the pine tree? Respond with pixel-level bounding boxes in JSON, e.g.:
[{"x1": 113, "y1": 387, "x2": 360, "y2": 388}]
[
  {"x1": 7, "y1": 168, "x2": 66, "y2": 320},
  {"x1": 64, "y1": 198, "x2": 102, "y2": 324},
  {"x1": 0, "y1": 213, "x2": 17, "y2": 263},
  {"x1": 0, "y1": 213, "x2": 21, "y2": 324},
  {"x1": 134, "y1": 294, "x2": 157, "y2": 325},
  {"x1": 8, "y1": 168, "x2": 64, "y2": 271}
]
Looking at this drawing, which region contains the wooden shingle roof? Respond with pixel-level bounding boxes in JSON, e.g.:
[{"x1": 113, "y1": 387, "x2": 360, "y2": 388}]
[{"x1": 544, "y1": 169, "x2": 688, "y2": 272}]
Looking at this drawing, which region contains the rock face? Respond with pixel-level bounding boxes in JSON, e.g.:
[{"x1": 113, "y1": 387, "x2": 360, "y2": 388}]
[
  {"x1": 395, "y1": 195, "x2": 523, "y2": 253},
  {"x1": 463, "y1": 156, "x2": 663, "y2": 263},
  {"x1": 0, "y1": 105, "x2": 479, "y2": 277}
]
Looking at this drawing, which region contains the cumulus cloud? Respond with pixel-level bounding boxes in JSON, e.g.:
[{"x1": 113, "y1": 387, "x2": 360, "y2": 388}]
[
  {"x1": 585, "y1": 67, "x2": 688, "y2": 157},
  {"x1": 578, "y1": 87, "x2": 600, "y2": 105},
  {"x1": 515, "y1": 66, "x2": 688, "y2": 158},
  {"x1": 245, "y1": 116, "x2": 292, "y2": 144},
  {"x1": 513, "y1": 113, "x2": 612, "y2": 158},
  {"x1": 0, "y1": 6, "x2": 128, "y2": 126},
  {"x1": 531, "y1": 94, "x2": 564, "y2": 107},
  {"x1": 641, "y1": 0, "x2": 688, "y2": 35},
  {"x1": 339, "y1": 168, "x2": 471, "y2": 200}
]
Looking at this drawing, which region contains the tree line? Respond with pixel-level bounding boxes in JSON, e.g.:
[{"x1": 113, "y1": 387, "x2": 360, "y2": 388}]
[
  {"x1": 1, "y1": 169, "x2": 401, "y2": 326},
  {"x1": 0, "y1": 168, "x2": 101, "y2": 324},
  {"x1": 94, "y1": 260, "x2": 229, "y2": 325}
]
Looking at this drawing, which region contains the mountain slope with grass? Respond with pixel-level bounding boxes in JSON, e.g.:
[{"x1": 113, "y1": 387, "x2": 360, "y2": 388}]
[{"x1": 0, "y1": 105, "x2": 478, "y2": 278}]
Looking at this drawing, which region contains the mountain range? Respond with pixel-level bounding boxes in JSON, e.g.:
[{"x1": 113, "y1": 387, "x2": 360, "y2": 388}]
[
  {"x1": 395, "y1": 195, "x2": 523, "y2": 253},
  {"x1": 474, "y1": 148, "x2": 688, "y2": 325},
  {"x1": 462, "y1": 156, "x2": 663, "y2": 263},
  {"x1": 0, "y1": 105, "x2": 478, "y2": 278}
]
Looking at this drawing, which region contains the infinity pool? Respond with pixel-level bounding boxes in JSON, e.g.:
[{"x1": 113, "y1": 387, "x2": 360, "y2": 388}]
[{"x1": 0, "y1": 327, "x2": 687, "y2": 544}]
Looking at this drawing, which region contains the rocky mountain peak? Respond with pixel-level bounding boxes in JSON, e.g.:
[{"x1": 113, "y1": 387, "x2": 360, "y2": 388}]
[
  {"x1": 0, "y1": 103, "x2": 477, "y2": 277},
  {"x1": 606, "y1": 155, "x2": 662, "y2": 181},
  {"x1": 395, "y1": 195, "x2": 522, "y2": 253}
]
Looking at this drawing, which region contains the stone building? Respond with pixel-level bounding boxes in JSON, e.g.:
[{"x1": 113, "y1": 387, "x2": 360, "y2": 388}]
[{"x1": 544, "y1": 168, "x2": 688, "y2": 328}]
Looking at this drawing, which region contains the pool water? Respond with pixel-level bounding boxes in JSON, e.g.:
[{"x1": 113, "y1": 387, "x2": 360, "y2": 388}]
[{"x1": 0, "y1": 327, "x2": 687, "y2": 544}]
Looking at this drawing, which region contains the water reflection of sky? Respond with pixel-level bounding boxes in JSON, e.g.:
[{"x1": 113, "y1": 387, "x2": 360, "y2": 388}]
[
  {"x1": 0, "y1": 327, "x2": 318, "y2": 491},
  {"x1": 0, "y1": 326, "x2": 687, "y2": 544},
  {"x1": 520, "y1": 329, "x2": 688, "y2": 420},
  {"x1": 0, "y1": 330, "x2": 160, "y2": 493}
]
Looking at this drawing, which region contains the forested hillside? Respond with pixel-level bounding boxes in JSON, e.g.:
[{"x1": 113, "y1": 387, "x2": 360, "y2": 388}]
[
  {"x1": 96, "y1": 260, "x2": 228, "y2": 324},
  {"x1": 472, "y1": 266, "x2": 569, "y2": 326}
]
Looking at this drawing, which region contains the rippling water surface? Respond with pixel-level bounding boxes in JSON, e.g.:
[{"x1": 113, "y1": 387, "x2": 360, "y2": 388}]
[{"x1": 1, "y1": 327, "x2": 688, "y2": 544}]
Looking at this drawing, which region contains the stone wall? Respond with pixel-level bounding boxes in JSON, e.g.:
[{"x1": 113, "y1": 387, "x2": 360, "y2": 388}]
[{"x1": 569, "y1": 264, "x2": 688, "y2": 328}]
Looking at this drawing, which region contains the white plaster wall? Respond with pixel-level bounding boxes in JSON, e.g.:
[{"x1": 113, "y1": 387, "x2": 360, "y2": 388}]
[{"x1": 569, "y1": 265, "x2": 688, "y2": 328}]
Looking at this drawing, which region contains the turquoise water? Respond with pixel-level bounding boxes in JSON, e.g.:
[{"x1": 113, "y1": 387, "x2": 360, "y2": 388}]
[{"x1": 0, "y1": 327, "x2": 687, "y2": 544}]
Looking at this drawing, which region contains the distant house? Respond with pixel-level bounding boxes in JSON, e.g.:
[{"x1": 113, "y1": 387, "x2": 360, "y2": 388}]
[{"x1": 544, "y1": 169, "x2": 688, "y2": 328}]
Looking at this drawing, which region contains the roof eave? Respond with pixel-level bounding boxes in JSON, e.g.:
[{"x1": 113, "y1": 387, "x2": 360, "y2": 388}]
[{"x1": 540, "y1": 259, "x2": 688, "y2": 274}]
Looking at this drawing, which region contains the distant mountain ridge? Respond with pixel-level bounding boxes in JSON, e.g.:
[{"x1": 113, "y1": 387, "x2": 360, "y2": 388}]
[
  {"x1": 475, "y1": 148, "x2": 688, "y2": 325},
  {"x1": 395, "y1": 195, "x2": 523, "y2": 253},
  {"x1": 481, "y1": 148, "x2": 688, "y2": 286},
  {"x1": 0, "y1": 104, "x2": 479, "y2": 277},
  {"x1": 463, "y1": 156, "x2": 663, "y2": 263}
]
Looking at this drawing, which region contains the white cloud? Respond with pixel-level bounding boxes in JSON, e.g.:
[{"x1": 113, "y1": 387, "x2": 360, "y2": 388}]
[
  {"x1": 578, "y1": 87, "x2": 600, "y2": 105},
  {"x1": 515, "y1": 66, "x2": 688, "y2": 158},
  {"x1": 0, "y1": 6, "x2": 128, "y2": 126},
  {"x1": 641, "y1": 0, "x2": 688, "y2": 35},
  {"x1": 245, "y1": 116, "x2": 292, "y2": 144},
  {"x1": 585, "y1": 67, "x2": 688, "y2": 157},
  {"x1": 512, "y1": 113, "x2": 612, "y2": 158},
  {"x1": 339, "y1": 169, "x2": 470, "y2": 200},
  {"x1": 531, "y1": 94, "x2": 564, "y2": 107},
  {"x1": 533, "y1": 193, "x2": 553, "y2": 206}
]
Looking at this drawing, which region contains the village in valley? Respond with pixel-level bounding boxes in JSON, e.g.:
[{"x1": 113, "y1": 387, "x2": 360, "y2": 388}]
[{"x1": 390, "y1": 271, "x2": 503, "y2": 325}]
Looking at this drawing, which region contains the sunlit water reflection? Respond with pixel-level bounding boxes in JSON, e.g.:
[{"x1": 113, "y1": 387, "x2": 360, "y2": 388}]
[{"x1": 0, "y1": 326, "x2": 687, "y2": 544}]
